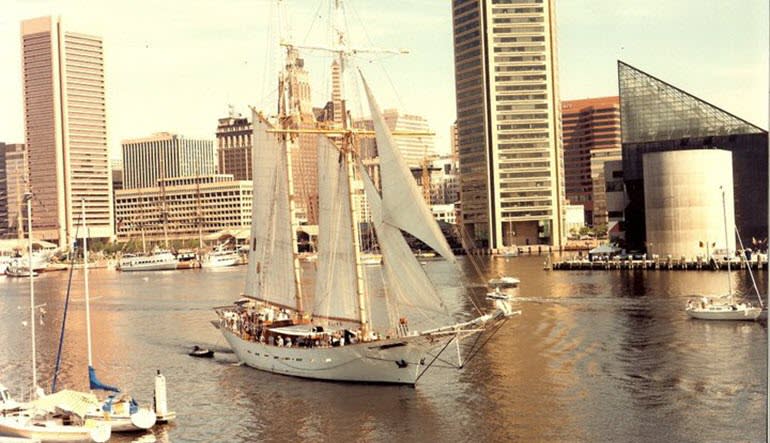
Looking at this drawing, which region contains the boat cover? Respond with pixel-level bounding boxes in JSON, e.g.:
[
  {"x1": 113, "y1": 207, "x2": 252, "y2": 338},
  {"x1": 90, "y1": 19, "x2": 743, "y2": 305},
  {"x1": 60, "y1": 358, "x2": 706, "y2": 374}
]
[{"x1": 31, "y1": 390, "x2": 100, "y2": 418}]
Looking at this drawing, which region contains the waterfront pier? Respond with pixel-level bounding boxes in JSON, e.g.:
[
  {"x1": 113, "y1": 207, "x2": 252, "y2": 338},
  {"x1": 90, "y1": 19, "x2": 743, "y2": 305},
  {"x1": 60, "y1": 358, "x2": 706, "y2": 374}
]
[{"x1": 549, "y1": 256, "x2": 767, "y2": 271}]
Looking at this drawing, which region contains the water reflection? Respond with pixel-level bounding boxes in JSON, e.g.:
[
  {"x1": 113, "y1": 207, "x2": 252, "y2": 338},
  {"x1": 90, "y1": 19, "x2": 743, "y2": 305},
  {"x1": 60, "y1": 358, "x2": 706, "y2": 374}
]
[{"x1": 0, "y1": 255, "x2": 765, "y2": 441}]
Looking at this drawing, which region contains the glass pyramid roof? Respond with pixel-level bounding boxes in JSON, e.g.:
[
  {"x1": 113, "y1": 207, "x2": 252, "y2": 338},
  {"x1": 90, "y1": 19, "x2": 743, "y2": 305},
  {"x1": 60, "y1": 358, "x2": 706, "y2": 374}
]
[{"x1": 618, "y1": 61, "x2": 765, "y2": 144}]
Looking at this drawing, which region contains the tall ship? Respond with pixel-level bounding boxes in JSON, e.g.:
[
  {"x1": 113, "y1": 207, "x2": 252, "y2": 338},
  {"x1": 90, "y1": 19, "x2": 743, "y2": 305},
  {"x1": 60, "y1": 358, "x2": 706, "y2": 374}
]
[{"x1": 214, "y1": 19, "x2": 519, "y2": 383}]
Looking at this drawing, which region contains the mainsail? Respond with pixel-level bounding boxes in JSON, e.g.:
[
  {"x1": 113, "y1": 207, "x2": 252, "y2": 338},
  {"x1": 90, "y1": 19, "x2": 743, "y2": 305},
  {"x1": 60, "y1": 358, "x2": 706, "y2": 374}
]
[
  {"x1": 361, "y1": 77, "x2": 456, "y2": 264},
  {"x1": 359, "y1": 162, "x2": 446, "y2": 316},
  {"x1": 313, "y1": 136, "x2": 361, "y2": 323},
  {"x1": 244, "y1": 112, "x2": 298, "y2": 309}
]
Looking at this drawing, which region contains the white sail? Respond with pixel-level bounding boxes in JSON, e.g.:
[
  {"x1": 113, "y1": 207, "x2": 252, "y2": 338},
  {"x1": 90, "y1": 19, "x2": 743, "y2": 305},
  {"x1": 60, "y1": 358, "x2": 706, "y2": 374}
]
[
  {"x1": 313, "y1": 136, "x2": 361, "y2": 323},
  {"x1": 244, "y1": 113, "x2": 297, "y2": 309},
  {"x1": 359, "y1": 162, "x2": 446, "y2": 316},
  {"x1": 361, "y1": 77, "x2": 456, "y2": 264}
]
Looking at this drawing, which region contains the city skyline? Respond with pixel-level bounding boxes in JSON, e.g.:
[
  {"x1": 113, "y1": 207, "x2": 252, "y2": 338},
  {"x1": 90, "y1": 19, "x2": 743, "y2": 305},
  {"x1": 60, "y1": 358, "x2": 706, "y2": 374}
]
[{"x1": 0, "y1": 0, "x2": 767, "y2": 159}]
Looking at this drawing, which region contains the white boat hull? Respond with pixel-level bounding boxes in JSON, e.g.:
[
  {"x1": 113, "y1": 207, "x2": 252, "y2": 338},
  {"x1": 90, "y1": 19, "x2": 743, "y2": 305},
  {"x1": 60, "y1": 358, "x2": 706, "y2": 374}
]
[
  {"x1": 84, "y1": 406, "x2": 156, "y2": 433},
  {"x1": 685, "y1": 306, "x2": 761, "y2": 321},
  {"x1": 0, "y1": 415, "x2": 110, "y2": 442},
  {"x1": 221, "y1": 329, "x2": 447, "y2": 385},
  {"x1": 118, "y1": 261, "x2": 178, "y2": 272},
  {"x1": 202, "y1": 255, "x2": 239, "y2": 268}
]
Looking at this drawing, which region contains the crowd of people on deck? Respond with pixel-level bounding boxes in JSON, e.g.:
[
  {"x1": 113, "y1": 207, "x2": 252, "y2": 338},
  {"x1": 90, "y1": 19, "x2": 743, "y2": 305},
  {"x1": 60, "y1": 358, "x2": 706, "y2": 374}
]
[{"x1": 219, "y1": 305, "x2": 390, "y2": 348}]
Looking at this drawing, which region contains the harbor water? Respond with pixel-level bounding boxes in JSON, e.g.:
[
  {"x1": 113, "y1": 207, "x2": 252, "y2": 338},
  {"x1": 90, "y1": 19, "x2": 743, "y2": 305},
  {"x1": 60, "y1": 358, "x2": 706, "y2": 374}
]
[{"x1": 0, "y1": 255, "x2": 766, "y2": 442}]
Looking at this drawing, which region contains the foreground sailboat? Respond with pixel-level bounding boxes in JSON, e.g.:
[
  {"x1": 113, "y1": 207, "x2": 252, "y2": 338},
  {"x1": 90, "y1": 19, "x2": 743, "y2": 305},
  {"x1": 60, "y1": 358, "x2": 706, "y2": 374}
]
[
  {"x1": 213, "y1": 72, "x2": 519, "y2": 385},
  {"x1": 47, "y1": 201, "x2": 156, "y2": 433},
  {"x1": 685, "y1": 187, "x2": 761, "y2": 321},
  {"x1": 0, "y1": 193, "x2": 111, "y2": 442}
]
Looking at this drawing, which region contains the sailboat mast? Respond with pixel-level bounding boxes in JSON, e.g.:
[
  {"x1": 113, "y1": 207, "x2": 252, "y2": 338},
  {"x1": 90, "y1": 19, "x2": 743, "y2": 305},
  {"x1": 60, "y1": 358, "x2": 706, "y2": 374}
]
[
  {"x1": 25, "y1": 192, "x2": 36, "y2": 396},
  {"x1": 16, "y1": 171, "x2": 23, "y2": 241},
  {"x1": 82, "y1": 200, "x2": 93, "y2": 367},
  {"x1": 159, "y1": 154, "x2": 169, "y2": 249},
  {"x1": 139, "y1": 187, "x2": 147, "y2": 253},
  {"x1": 196, "y1": 174, "x2": 203, "y2": 249},
  {"x1": 721, "y1": 187, "x2": 733, "y2": 303},
  {"x1": 279, "y1": 65, "x2": 304, "y2": 313},
  {"x1": 345, "y1": 142, "x2": 369, "y2": 334}
]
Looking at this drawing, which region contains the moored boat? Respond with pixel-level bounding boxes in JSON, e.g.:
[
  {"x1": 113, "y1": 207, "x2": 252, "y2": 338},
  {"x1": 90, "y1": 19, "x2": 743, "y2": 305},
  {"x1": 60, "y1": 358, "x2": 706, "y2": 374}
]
[
  {"x1": 201, "y1": 247, "x2": 238, "y2": 268},
  {"x1": 685, "y1": 187, "x2": 761, "y2": 321},
  {"x1": 175, "y1": 250, "x2": 200, "y2": 269},
  {"x1": 488, "y1": 275, "x2": 520, "y2": 288},
  {"x1": 118, "y1": 249, "x2": 178, "y2": 272}
]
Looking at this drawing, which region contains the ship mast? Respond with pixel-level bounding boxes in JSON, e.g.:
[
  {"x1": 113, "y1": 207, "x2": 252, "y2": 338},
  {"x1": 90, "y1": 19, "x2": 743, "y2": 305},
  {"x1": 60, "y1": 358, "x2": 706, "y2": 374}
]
[
  {"x1": 277, "y1": 0, "x2": 410, "y2": 332},
  {"x1": 278, "y1": 51, "x2": 304, "y2": 314}
]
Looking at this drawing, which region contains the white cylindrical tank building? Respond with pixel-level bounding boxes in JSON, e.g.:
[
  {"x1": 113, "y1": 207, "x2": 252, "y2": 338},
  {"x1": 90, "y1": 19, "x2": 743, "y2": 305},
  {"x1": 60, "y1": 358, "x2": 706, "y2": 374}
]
[{"x1": 643, "y1": 149, "x2": 735, "y2": 259}]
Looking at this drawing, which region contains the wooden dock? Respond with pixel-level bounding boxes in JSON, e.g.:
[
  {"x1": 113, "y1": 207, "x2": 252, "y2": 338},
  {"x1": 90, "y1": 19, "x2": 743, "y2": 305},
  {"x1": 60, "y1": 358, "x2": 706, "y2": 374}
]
[{"x1": 549, "y1": 257, "x2": 767, "y2": 271}]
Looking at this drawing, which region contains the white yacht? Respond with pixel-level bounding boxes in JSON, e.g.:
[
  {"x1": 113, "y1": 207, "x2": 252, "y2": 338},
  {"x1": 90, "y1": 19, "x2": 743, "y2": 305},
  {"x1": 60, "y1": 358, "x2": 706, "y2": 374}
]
[
  {"x1": 202, "y1": 246, "x2": 239, "y2": 268},
  {"x1": 118, "y1": 249, "x2": 178, "y2": 272},
  {"x1": 685, "y1": 297, "x2": 761, "y2": 320},
  {"x1": 685, "y1": 187, "x2": 761, "y2": 321}
]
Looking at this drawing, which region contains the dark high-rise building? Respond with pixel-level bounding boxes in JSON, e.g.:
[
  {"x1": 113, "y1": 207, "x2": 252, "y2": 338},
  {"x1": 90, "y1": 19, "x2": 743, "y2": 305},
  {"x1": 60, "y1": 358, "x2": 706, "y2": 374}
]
[
  {"x1": 618, "y1": 61, "x2": 768, "y2": 250},
  {"x1": 561, "y1": 97, "x2": 621, "y2": 227},
  {"x1": 216, "y1": 113, "x2": 253, "y2": 181}
]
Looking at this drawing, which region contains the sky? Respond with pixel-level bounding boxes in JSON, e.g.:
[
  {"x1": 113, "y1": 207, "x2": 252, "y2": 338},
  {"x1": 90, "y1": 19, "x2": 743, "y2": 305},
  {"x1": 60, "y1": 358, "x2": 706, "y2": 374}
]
[{"x1": 0, "y1": 0, "x2": 767, "y2": 159}]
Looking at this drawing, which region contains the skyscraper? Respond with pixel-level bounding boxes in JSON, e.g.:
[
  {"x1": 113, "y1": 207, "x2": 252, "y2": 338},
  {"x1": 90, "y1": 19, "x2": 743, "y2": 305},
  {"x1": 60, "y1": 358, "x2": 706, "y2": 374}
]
[
  {"x1": 122, "y1": 133, "x2": 215, "y2": 189},
  {"x1": 21, "y1": 16, "x2": 113, "y2": 246},
  {"x1": 452, "y1": 0, "x2": 565, "y2": 251},
  {"x1": 284, "y1": 48, "x2": 319, "y2": 225},
  {"x1": 561, "y1": 97, "x2": 621, "y2": 227}
]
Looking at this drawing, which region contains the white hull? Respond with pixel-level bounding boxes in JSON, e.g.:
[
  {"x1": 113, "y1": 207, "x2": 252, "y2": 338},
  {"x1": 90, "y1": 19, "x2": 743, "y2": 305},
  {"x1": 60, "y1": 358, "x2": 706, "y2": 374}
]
[
  {"x1": 0, "y1": 415, "x2": 109, "y2": 442},
  {"x1": 685, "y1": 306, "x2": 761, "y2": 321},
  {"x1": 84, "y1": 408, "x2": 156, "y2": 433},
  {"x1": 221, "y1": 329, "x2": 446, "y2": 385},
  {"x1": 118, "y1": 258, "x2": 178, "y2": 272},
  {"x1": 202, "y1": 254, "x2": 239, "y2": 268}
]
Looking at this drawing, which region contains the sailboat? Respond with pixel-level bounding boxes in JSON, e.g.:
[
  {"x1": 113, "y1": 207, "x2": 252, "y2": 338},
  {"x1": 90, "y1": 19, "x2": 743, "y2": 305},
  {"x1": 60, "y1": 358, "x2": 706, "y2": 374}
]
[
  {"x1": 685, "y1": 187, "x2": 761, "y2": 320},
  {"x1": 48, "y1": 201, "x2": 157, "y2": 433},
  {"x1": 213, "y1": 54, "x2": 519, "y2": 383},
  {"x1": 0, "y1": 193, "x2": 111, "y2": 442},
  {"x1": 80, "y1": 202, "x2": 157, "y2": 431}
]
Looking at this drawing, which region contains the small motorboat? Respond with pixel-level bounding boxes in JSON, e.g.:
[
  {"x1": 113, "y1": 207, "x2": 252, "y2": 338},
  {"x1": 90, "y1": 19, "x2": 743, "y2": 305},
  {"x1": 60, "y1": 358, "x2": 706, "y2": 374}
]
[
  {"x1": 189, "y1": 345, "x2": 214, "y2": 358},
  {"x1": 486, "y1": 287, "x2": 513, "y2": 301},
  {"x1": 488, "y1": 275, "x2": 520, "y2": 288},
  {"x1": 5, "y1": 266, "x2": 37, "y2": 278}
]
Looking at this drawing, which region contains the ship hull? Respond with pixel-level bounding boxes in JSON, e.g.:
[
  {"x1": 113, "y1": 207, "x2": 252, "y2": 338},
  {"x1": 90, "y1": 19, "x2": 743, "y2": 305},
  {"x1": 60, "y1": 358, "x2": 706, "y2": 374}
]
[
  {"x1": 221, "y1": 329, "x2": 447, "y2": 385},
  {"x1": 118, "y1": 260, "x2": 178, "y2": 272}
]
